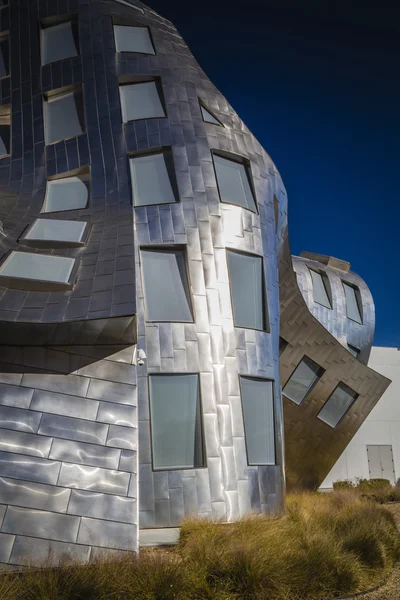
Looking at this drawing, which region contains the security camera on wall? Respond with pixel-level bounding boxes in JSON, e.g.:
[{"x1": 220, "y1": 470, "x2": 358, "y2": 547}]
[{"x1": 137, "y1": 349, "x2": 147, "y2": 366}]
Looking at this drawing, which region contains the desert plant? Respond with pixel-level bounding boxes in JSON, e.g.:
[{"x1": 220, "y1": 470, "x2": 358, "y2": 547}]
[{"x1": 333, "y1": 480, "x2": 355, "y2": 490}]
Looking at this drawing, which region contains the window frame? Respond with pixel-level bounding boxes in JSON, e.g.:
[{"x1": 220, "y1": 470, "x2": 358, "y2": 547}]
[
  {"x1": 42, "y1": 166, "x2": 91, "y2": 214},
  {"x1": 0, "y1": 250, "x2": 77, "y2": 291},
  {"x1": 148, "y1": 373, "x2": 206, "y2": 472},
  {"x1": 112, "y1": 18, "x2": 155, "y2": 55},
  {"x1": 317, "y1": 382, "x2": 358, "y2": 429},
  {"x1": 40, "y1": 15, "x2": 79, "y2": 66},
  {"x1": 283, "y1": 355, "x2": 324, "y2": 405},
  {"x1": 342, "y1": 281, "x2": 363, "y2": 324},
  {"x1": 309, "y1": 267, "x2": 332, "y2": 309},
  {"x1": 0, "y1": 103, "x2": 11, "y2": 157},
  {"x1": 139, "y1": 245, "x2": 194, "y2": 323},
  {"x1": 239, "y1": 375, "x2": 276, "y2": 467},
  {"x1": 43, "y1": 84, "x2": 86, "y2": 146},
  {"x1": 118, "y1": 76, "x2": 167, "y2": 123},
  {"x1": 19, "y1": 217, "x2": 89, "y2": 249},
  {"x1": 226, "y1": 248, "x2": 269, "y2": 332},
  {"x1": 348, "y1": 344, "x2": 360, "y2": 358},
  {"x1": 0, "y1": 31, "x2": 10, "y2": 81},
  {"x1": 212, "y1": 150, "x2": 258, "y2": 214},
  {"x1": 198, "y1": 98, "x2": 223, "y2": 127},
  {"x1": 129, "y1": 147, "x2": 179, "y2": 207}
]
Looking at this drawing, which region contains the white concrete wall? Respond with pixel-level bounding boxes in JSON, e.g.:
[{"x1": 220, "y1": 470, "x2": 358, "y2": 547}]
[{"x1": 320, "y1": 347, "x2": 400, "y2": 488}]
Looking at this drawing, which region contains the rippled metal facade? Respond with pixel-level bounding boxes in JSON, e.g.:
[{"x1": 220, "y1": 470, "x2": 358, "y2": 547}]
[{"x1": 0, "y1": 0, "x2": 286, "y2": 568}]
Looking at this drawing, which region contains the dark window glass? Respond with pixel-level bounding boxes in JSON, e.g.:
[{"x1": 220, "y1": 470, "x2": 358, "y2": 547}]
[
  {"x1": 41, "y1": 21, "x2": 78, "y2": 65},
  {"x1": 240, "y1": 377, "x2": 275, "y2": 465},
  {"x1": 317, "y1": 383, "x2": 358, "y2": 428},
  {"x1": 227, "y1": 250, "x2": 267, "y2": 330},
  {"x1": 0, "y1": 124, "x2": 10, "y2": 156},
  {"x1": 343, "y1": 282, "x2": 362, "y2": 324},
  {"x1": 310, "y1": 269, "x2": 331, "y2": 308},
  {"x1": 283, "y1": 356, "x2": 323, "y2": 405},
  {"x1": 0, "y1": 36, "x2": 9, "y2": 79}
]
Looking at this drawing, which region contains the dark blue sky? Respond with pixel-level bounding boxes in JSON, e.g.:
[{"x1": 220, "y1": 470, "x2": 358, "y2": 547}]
[{"x1": 149, "y1": 0, "x2": 400, "y2": 347}]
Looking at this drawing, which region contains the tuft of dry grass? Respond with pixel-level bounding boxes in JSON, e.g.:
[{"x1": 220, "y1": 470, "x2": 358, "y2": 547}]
[{"x1": 0, "y1": 491, "x2": 399, "y2": 600}]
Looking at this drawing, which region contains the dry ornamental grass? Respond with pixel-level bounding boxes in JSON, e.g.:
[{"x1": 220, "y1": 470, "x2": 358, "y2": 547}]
[{"x1": 0, "y1": 491, "x2": 399, "y2": 600}]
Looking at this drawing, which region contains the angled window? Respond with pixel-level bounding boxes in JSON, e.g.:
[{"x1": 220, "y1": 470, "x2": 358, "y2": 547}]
[
  {"x1": 343, "y1": 282, "x2": 362, "y2": 324},
  {"x1": 227, "y1": 250, "x2": 268, "y2": 331},
  {"x1": 44, "y1": 85, "x2": 85, "y2": 145},
  {"x1": 130, "y1": 150, "x2": 178, "y2": 206},
  {"x1": 113, "y1": 22, "x2": 155, "y2": 54},
  {"x1": 21, "y1": 218, "x2": 87, "y2": 248},
  {"x1": 283, "y1": 356, "x2": 324, "y2": 405},
  {"x1": 0, "y1": 251, "x2": 75, "y2": 290},
  {"x1": 150, "y1": 374, "x2": 204, "y2": 470},
  {"x1": 199, "y1": 100, "x2": 222, "y2": 126},
  {"x1": 141, "y1": 248, "x2": 193, "y2": 322},
  {"x1": 41, "y1": 18, "x2": 79, "y2": 66},
  {"x1": 42, "y1": 169, "x2": 90, "y2": 213},
  {"x1": 0, "y1": 33, "x2": 9, "y2": 79},
  {"x1": 317, "y1": 383, "x2": 358, "y2": 428},
  {"x1": 348, "y1": 344, "x2": 360, "y2": 359},
  {"x1": 119, "y1": 80, "x2": 165, "y2": 122},
  {"x1": 274, "y1": 195, "x2": 279, "y2": 232},
  {"x1": 240, "y1": 377, "x2": 275, "y2": 465},
  {"x1": 309, "y1": 269, "x2": 331, "y2": 308},
  {"x1": 213, "y1": 152, "x2": 257, "y2": 212},
  {"x1": 0, "y1": 104, "x2": 10, "y2": 157}
]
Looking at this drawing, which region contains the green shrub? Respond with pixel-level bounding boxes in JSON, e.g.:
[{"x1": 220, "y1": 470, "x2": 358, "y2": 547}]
[
  {"x1": 357, "y1": 478, "x2": 392, "y2": 491},
  {"x1": 333, "y1": 480, "x2": 355, "y2": 490}
]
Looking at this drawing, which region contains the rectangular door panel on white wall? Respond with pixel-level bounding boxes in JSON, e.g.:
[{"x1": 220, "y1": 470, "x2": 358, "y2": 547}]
[{"x1": 367, "y1": 445, "x2": 395, "y2": 482}]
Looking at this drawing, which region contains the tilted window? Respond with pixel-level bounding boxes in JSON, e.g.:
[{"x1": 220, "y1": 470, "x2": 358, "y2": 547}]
[
  {"x1": 199, "y1": 100, "x2": 222, "y2": 126},
  {"x1": 227, "y1": 250, "x2": 268, "y2": 330},
  {"x1": 240, "y1": 377, "x2": 275, "y2": 465},
  {"x1": 348, "y1": 344, "x2": 360, "y2": 358},
  {"x1": 0, "y1": 104, "x2": 10, "y2": 157},
  {"x1": 42, "y1": 170, "x2": 90, "y2": 213},
  {"x1": 309, "y1": 269, "x2": 331, "y2": 308},
  {"x1": 213, "y1": 153, "x2": 257, "y2": 212},
  {"x1": 343, "y1": 282, "x2": 362, "y2": 324},
  {"x1": 283, "y1": 356, "x2": 324, "y2": 405},
  {"x1": 317, "y1": 383, "x2": 358, "y2": 428},
  {"x1": 119, "y1": 80, "x2": 165, "y2": 122},
  {"x1": 0, "y1": 251, "x2": 75, "y2": 290},
  {"x1": 44, "y1": 86, "x2": 85, "y2": 145},
  {"x1": 41, "y1": 20, "x2": 79, "y2": 66},
  {"x1": 140, "y1": 248, "x2": 193, "y2": 322},
  {"x1": 149, "y1": 374, "x2": 204, "y2": 470},
  {"x1": 22, "y1": 218, "x2": 87, "y2": 248},
  {"x1": 0, "y1": 33, "x2": 9, "y2": 79},
  {"x1": 130, "y1": 151, "x2": 178, "y2": 206},
  {"x1": 114, "y1": 24, "x2": 155, "y2": 54}
]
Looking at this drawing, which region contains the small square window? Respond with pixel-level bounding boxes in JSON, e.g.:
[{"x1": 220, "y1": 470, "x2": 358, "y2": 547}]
[
  {"x1": 42, "y1": 169, "x2": 90, "y2": 213},
  {"x1": 309, "y1": 269, "x2": 331, "y2": 309},
  {"x1": 283, "y1": 356, "x2": 324, "y2": 405},
  {"x1": 41, "y1": 19, "x2": 79, "y2": 66},
  {"x1": 0, "y1": 251, "x2": 75, "y2": 290},
  {"x1": 150, "y1": 374, "x2": 204, "y2": 470},
  {"x1": 227, "y1": 250, "x2": 268, "y2": 331},
  {"x1": 240, "y1": 376, "x2": 275, "y2": 466},
  {"x1": 22, "y1": 218, "x2": 87, "y2": 248},
  {"x1": 343, "y1": 282, "x2": 362, "y2": 324},
  {"x1": 0, "y1": 33, "x2": 9, "y2": 79},
  {"x1": 130, "y1": 150, "x2": 178, "y2": 206},
  {"x1": 0, "y1": 104, "x2": 10, "y2": 157},
  {"x1": 317, "y1": 383, "x2": 358, "y2": 428},
  {"x1": 119, "y1": 80, "x2": 165, "y2": 122},
  {"x1": 141, "y1": 248, "x2": 193, "y2": 322},
  {"x1": 44, "y1": 86, "x2": 85, "y2": 145},
  {"x1": 213, "y1": 152, "x2": 257, "y2": 212},
  {"x1": 113, "y1": 23, "x2": 155, "y2": 54}
]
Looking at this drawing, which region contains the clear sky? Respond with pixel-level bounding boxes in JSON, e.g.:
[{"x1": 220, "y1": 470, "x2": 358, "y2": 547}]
[{"x1": 148, "y1": 0, "x2": 400, "y2": 348}]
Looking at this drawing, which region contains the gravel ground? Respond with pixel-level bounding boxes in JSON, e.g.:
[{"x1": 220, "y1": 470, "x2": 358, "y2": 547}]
[{"x1": 359, "y1": 504, "x2": 400, "y2": 600}]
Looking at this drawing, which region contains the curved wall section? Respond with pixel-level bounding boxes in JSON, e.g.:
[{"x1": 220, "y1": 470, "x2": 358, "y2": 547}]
[{"x1": 293, "y1": 253, "x2": 375, "y2": 364}]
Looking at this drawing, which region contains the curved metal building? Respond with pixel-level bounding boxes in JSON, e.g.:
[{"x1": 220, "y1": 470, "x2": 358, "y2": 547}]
[{"x1": 0, "y1": 0, "x2": 286, "y2": 567}]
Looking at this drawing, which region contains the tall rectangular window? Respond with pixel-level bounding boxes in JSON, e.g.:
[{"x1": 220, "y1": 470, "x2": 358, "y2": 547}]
[
  {"x1": 41, "y1": 19, "x2": 79, "y2": 65},
  {"x1": 119, "y1": 80, "x2": 165, "y2": 122},
  {"x1": 130, "y1": 151, "x2": 178, "y2": 206},
  {"x1": 114, "y1": 24, "x2": 155, "y2": 54},
  {"x1": 42, "y1": 170, "x2": 90, "y2": 213},
  {"x1": 150, "y1": 374, "x2": 204, "y2": 470},
  {"x1": 213, "y1": 153, "x2": 257, "y2": 212},
  {"x1": 317, "y1": 383, "x2": 358, "y2": 428},
  {"x1": 141, "y1": 248, "x2": 193, "y2": 322},
  {"x1": 0, "y1": 33, "x2": 9, "y2": 79},
  {"x1": 309, "y1": 269, "x2": 331, "y2": 308},
  {"x1": 227, "y1": 250, "x2": 267, "y2": 330},
  {"x1": 44, "y1": 86, "x2": 85, "y2": 145},
  {"x1": 343, "y1": 282, "x2": 362, "y2": 324},
  {"x1": 240, "y1": 377, "x2": 275, "y2": 465},
  {"x1": 0, "y1": 251, "x2": 75, "y2": 290},
  {"x1": 0, "y1": 104, "x2": 10, "y2": 157},
  {"x1": 283, "y1": 356, "x2": 323, "y2": 405}
]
